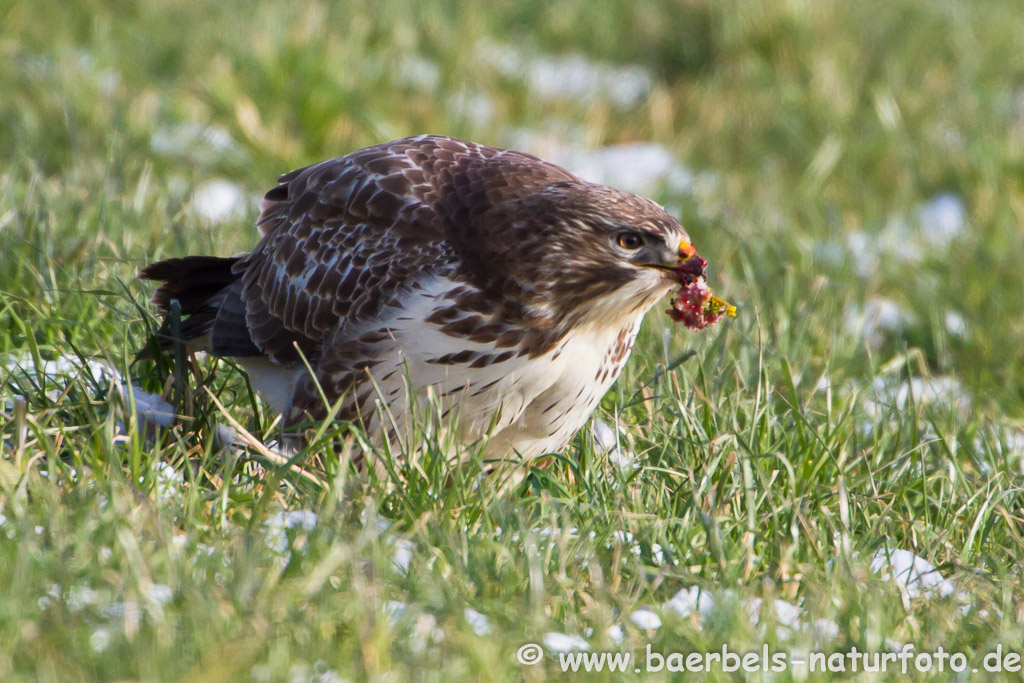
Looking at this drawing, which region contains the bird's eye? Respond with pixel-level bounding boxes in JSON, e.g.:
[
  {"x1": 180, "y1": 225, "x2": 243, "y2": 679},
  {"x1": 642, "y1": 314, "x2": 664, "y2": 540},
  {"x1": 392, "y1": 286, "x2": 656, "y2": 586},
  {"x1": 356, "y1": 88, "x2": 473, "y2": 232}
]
[{"x1": 616, "y1": 232, "x2": 644, "y2": 250}]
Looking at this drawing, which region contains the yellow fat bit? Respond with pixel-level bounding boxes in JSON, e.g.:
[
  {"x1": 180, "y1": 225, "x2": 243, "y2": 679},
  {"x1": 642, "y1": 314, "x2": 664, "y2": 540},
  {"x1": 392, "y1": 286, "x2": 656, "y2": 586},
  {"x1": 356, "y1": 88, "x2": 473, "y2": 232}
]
[{"x1": 704, "y1": 296, "x2": 737, "y2": 318}]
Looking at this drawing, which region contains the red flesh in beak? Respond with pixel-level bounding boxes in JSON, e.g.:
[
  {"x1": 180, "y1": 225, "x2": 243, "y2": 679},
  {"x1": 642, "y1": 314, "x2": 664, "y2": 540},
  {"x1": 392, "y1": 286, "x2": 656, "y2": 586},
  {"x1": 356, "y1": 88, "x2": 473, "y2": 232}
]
[{"x1": 666, "y1": 253, "x2": 735, "y2": 330}]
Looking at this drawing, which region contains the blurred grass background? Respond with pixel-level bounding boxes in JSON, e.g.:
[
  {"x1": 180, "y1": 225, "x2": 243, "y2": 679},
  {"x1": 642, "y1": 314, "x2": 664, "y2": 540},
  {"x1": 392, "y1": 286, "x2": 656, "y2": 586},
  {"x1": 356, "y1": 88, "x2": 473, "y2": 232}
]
[{"x1": 2, "y1": 0, "x2": 1024, "y2": 680}]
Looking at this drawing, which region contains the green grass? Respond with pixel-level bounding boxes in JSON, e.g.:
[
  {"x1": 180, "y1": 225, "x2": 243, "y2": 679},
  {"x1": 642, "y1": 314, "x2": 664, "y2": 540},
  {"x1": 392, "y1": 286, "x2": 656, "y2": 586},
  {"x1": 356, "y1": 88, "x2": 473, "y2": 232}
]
[{"x1": 3, "y1": 0, "x2": 1024, "y2": 680}]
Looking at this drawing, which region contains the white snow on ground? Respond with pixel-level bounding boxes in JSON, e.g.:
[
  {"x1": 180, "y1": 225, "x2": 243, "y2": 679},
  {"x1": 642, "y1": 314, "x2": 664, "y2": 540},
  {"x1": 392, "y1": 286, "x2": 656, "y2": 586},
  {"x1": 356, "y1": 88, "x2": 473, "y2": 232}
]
[
  {"x1": 504, "y1": 127, "x2": 697, "y2": 198},
  {"x1": 837, "y1": 193, "x2": 968, "y2": 280},
  {"x1": 193, "y1": 179, "x2": 248, "y2": 224},
  {"x1": 844, "y1": 230, "x2": 881, "y2": 278},
  {"x1": 463, "y1": 608, "x2": 491, "y2": 636},
  {"x1": 392, "y1": 538, "x2": 414, "y2": 573},
  {"x1": 543, "y1": 631, "x2": 590, "y2": 653},
  {"x1": 410, "y1": 613, "x2": 446, "y2": 652},
  {"x1": 870, "y1": 548, "x2": 955, "y2": 600},
  {"x1": 150, "y1": 122, "x2": 242, "y2": 161},
  {"x1": 395, "y1": 55, "x2": 441, "y2": 91},
  {"x1": 591, "y1": 419, "x2": 638, "y2": 471},
  {"x1": 478, "y1": 40, "x2": 652, "y2": 108},
  {"x1": 943, "y1": 310, "x2": 968, "y2": 338},
  {"x1": 264, "y1": 510, "x2": 318, "y2": 555},
  {"x1": 382, "y1": 600, "x2": 408, "y2": 624},
  {"x1": 592, "y1": 418, "x2": 618, "y2": 453},
  {"x1": 362, "y1": 516, "x2": 430, "y2": 576},
  {"x1": 664, "y1": 586, "x2": 715, "y2": 620},
  {"x1": 89, "y1": 627, "x2": 112, "y2": 653},
  {"x1": 447, "y1": 89, "x2": 496, "y2": 125},
  {"x1": 2, "y1": 352, "x2": 176, "y2": 431},
  {"x1": 981, "y1": 426, "x2": 1024, "y2": 472},
  {"x1": 843, "y1": 297, "x2": 915, "y2": 348},
  {"x1": 663, "y1": 586, "x2": 839, "y2": 643},
  {"x1": 3, "y1": 352, "x2": 113, "y2": 387},
  {"x1": 917, "y1": 193, "x2": 966, "y2": 248},
  {"x1": 629, "y1": 608, "x2": 662, "y2": 630},
  {"x1": 566, "y1": 144, "x2": 694, "y2": 196},
  {"x1": 148, "y1": 461, "x2": 183, "y2": 500},
  {"x1": 863, "y1": 376, "x2": 971, "y2": 419}
]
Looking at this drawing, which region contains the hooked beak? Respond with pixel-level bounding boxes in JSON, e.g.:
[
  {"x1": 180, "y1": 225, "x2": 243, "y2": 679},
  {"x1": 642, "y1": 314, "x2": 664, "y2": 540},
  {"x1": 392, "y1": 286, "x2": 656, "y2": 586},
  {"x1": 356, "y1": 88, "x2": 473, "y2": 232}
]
[{"x1": 642, "y1": 240, "x2": 706, "y2": 281}]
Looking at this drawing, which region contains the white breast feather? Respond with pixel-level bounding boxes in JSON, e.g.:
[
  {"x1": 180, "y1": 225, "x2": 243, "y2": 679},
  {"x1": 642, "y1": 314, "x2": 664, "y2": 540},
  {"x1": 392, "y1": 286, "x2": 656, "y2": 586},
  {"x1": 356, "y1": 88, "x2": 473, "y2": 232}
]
[{"x1": 349, "y1": 276, "x2": 644, "y2": 460}]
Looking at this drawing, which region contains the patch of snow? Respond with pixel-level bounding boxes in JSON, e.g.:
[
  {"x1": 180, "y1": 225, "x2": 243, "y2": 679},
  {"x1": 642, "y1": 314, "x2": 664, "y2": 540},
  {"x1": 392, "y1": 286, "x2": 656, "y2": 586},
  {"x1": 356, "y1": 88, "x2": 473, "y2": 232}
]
[
  {"x1": 611, "y1": 530, "x2": 642, "y2": 557},
  {"x1": 845, "y1": 231, "x2": 881, "y2": 278},
  {"x1": 543, "y1": 632, "x2": 590, "y2": 653},
  {"x1": 592, "y1": 419, "x2": 618, "y2": 453},
  {"x1": 608, "y1": 449, "x2": 636, "y2": 471},
  {"x1": 479, "y1": 40, "x2": 652, "y2": 108},
  {"x1": 67, "y1": 585, "x2": 98, "y2": 612},
  {"x1": 769, "y1": 599, "x2": 803, "y2": 628},
  {"x1": 153, "y1": 462, "x2": 182, "y2": 499},
  {"x1": 809, "y1": 618, "x2": 841, "y2": 642},
  {"x1": 37, "y1": 584, "x2": 61, "y2": 611},
  {"x1": 592, "y1": 419, "x2": 638, "y2": 471},
  {"x1": 944, "y1": 310, "x2": 968, "y2": 338},
  {"x1": 102, "y1": 600, "x2": 139, "y2": 623},
  {"x1": 89, "y1": 627, "x2": 112, "y2": 653},
  {"x1": 878, "y1": 217, "x2": 926, "y2": 264},
  {"x1": 664, "y1": 587, "x2": 825, "y2": 641},
  {"x1": 4, "y1": 352, "x2": 114, "y2": 387},
  {"x1": 311, "y1": 669, "x2": 344, "y2": 683},
  {"x1": 396, "y1": 56, "x2": 441, "y2": 91},
  {"x1": 502, "y1": 127, "x2": 696, "y2": 198},
  {"x1": 3, "y1": 353, "x2": 182, "y2": 433},
  {"x1": 864, "y1": 376, "x2": 970, "y2": 418},
  {"x1": 814, "y1": 240, "x2": 846, "y2": 267},
  {"x1": 392, "y1": 539, "x2": 414, "y2": 573},
  {"x1": 383, "y1": 600, "x2": 408, "y2": 624},
  {"x1": 917, "y1": 194, "x2": 966, "y2": 248},
  {"x1": 843, "y1": 297, "x2": 914, "y2": 348},
  {"x1": 566, "y1": 144, "x2": 694, "y2": 196},
  {"x1": 264, "y1": 510, "x2": 318, "y2": 554},
  {"x1": 464, "y1": 608, "x2": 491, "y2": 636},
  {"x1": 743, "y1": 598, "x2": 804, "y2": 639},
  {"x1": 870, "y1": 548, "x2": 955, "y2": 600},
  {"x1": 448, "y1": 90, "x2": 495, "y2": 125},
  {"x1": 664, "y1": 586, "x2": 715, "y2": 619},
  {"x1": 1000, "y1": 429, "x2": 1024, "y2": 471},
  {"x1": 151, "y1": 122, "x2": 241, "y2": 161},
  {"x1": 145, "y1": 583, "x2": 173, "y2": 606},
  {"x1": 629, "y1": 608, "x2": 662, "y2": 630},
  {"x1": 410, "y1": 613, "x2": 445, "y2": 653},
  {"x1": 840, "y1": 194, "x2": 966, "y2": 280},
  {"x1": 193, "y1": 179, "x2": 247, "y2": 224},
  {"x1": 97, "y1": 69, "x2": 120, "y2": 97}
]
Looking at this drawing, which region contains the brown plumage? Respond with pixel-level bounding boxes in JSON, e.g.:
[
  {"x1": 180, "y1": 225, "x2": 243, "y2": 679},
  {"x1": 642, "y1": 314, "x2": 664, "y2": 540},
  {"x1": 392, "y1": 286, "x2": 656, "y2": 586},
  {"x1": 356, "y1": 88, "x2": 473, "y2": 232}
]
[{"x1": 140, "y1": 135, "x2": 707, "y2": 461}]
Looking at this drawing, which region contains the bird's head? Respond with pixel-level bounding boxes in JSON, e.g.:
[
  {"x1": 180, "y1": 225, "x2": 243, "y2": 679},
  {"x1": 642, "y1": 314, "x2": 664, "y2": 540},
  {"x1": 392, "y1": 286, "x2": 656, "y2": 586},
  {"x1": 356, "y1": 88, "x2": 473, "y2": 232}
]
[{"x1": 467, "y1": 180, "x2": 703, "y2": 327}]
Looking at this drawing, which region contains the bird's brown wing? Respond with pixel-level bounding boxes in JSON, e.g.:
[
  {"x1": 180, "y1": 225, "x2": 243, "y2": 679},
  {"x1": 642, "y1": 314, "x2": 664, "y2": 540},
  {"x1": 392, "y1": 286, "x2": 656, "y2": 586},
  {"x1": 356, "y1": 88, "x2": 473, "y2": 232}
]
[{"x1": 233, "y1": 135, "x2": 577, "y2": 366}]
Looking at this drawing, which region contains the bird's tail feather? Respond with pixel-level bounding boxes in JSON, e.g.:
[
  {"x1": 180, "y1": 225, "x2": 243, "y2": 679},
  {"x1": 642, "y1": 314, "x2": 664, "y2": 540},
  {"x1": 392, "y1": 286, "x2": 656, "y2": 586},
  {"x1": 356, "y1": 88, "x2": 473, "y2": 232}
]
[{"x1": 138, "y1": 255, "x2": 254, "y2": 352}]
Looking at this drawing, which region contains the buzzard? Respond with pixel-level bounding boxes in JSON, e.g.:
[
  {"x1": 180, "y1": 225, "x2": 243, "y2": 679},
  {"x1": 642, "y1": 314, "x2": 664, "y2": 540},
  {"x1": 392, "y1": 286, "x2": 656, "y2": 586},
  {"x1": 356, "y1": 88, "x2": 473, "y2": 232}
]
[{"x1": 140, "y1": 135, "x2": 726, "y2": 462}]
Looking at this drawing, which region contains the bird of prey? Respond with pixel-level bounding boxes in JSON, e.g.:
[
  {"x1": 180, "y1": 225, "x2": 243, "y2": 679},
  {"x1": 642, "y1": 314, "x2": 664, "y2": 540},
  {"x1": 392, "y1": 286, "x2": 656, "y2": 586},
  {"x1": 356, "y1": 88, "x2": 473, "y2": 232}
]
[{"x1": 140, "y1": 135, "x2": 729, "y2": 462}]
